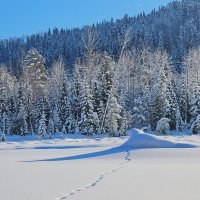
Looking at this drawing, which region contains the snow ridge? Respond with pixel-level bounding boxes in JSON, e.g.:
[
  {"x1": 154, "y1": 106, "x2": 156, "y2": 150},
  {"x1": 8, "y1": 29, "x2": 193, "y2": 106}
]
[
  {"x1": 123, "y1": 129, "x2": 196, "y2": 149},
  {"x1": 55, "y1": 150, "x2": 131, "y2": 200}
]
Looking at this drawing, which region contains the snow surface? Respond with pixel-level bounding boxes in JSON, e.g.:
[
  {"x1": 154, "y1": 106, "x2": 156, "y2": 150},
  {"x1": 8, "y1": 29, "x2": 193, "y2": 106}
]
[{"x1": 1, "y1": 129, "x2": 200, "y2": 200}]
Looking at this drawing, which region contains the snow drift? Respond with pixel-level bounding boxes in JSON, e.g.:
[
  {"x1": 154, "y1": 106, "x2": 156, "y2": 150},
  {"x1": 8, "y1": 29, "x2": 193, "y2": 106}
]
[{"x1": 123, "y1": 129, "x2": 194, "y2": 149}]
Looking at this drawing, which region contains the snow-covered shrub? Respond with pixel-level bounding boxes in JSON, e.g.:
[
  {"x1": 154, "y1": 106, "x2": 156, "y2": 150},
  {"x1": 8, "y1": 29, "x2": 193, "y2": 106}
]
[
  {"x1": 190, "y1": 115, "x2": 200, "y2": 135},
  {"x1": 156, "y1": 118, "x2": 170, "y2": 134},
  {"x1": 141, "y1": 125, "x2": 150, "y2": 132}
]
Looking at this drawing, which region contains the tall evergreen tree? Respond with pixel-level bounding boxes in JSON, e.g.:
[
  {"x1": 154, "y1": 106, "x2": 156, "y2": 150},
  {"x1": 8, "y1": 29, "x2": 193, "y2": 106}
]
[
  {"x1": 79, "y1": 81, "x2": 96, "y2": 135},
  {"x1": 189, "y1": 83, "x2": 200, "y2": 123},
  {"x1": 23, "y1": 48, "x2": 48, "y2": 100},
  {"x1": 105, "y1": 88, "x2": 122, "y2": 136},
  {"x1": 38, "y1": 110, "x2": 47, "y2": 139}
]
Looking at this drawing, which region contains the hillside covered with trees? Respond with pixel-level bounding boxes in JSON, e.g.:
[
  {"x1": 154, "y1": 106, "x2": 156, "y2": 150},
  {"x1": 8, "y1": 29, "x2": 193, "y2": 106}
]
[{"x1": 1, "y1": 0, "x2": 200, "y2": 139}]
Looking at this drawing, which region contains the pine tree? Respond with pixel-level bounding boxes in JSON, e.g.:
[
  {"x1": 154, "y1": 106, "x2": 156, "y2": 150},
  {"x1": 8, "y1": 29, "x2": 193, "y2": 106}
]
[
  {"x1": 164, "y1": 81, "x2": 178, "y2": 130},
  {"x1": 52, "y1": 104, "x2": 61, "y2": 133},
  {"x1": 0, "y1": 128, "x2": 5, "y2": 142},
  {"x1": 38, "y1": 110, "x2": 47, "y2": 139},
  {"x1": 189, "y1": 83, "x2": 200, "y2": 123},
  {"x1": 1, "y1": 112, "x2": 7, "y2": 141},
  {"x1": 61, "y1": 125, "x2": 67, "y2": 138},
  {"x1": 65, "y1": 110, "x2": 74, "y2": 134},
  {"x1": 79, "y1": 81, "x2": 96, "y2": 135},
  {"x1": 105, "y1": 88, "x2": 122, "y2": 136},
  {"x1": 190, "y1": 115, "x2": 200, "y2": 135},
  {"x1": 34, "y1": 97, "x2": 49, "y2": 134},
  {"x1": 149, "y1": 52, "x2": 178, "y2": 130},
  {"x1": 98, "y1": 54, "x2": 123, "y2": 134},
  {"x1": 158, "y1": 31, "x2": 164, "y2": 51},
  {"x1": 59, "y1": 82, "x2": 69, "y2": 127},
  {"x1": 72, "y1": 64, "x2": 82, "y2": 132},
  {"x1": 119, "y1": 110, "x2": 132, "y2": 136},
  {"x1": 100, "y1": 53, "x2": 114, "y2": 105},
  {"x1": 97, "y1": 100, "x2": 105, "y2": 129},
  {"x1": 178, "y1": 75, "x2": 189, "y2": 124},
  {"x1": 8, "y1": 95, "x2": 17, "y2": 133},
  {"x1": 175, "y1": 107, "x2": 185, "y2": 131},
  {"x1": 19, "y1": 107, "x2": 29, "y2": 136},
  {"x1": 132, "y1": 96, "x2": 146, "y2": 128},
  {"x1": 150, "y1": 70, "x2": 167, "y2": 130},
  {"x1": 93, "y1": 81, "x2": 101, "y2": 113},
  {"x1": 12, "y1": 85, "x2": 29, "y2": 135},
  {"x1": 48, "y1": 117, "x2": 54, "y2": 139}
]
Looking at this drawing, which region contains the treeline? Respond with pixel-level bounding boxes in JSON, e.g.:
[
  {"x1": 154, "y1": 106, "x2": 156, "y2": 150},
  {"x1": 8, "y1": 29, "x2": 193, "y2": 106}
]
[
  {"x1": 1, "y1": 0, "x2": 200, "y2": 74},
  {"x1": 0, "y1": 48, "x2": 130, "y2": 140},
  {"x1": 1, "y1": 43, "x2": 200, "y2": 140}
]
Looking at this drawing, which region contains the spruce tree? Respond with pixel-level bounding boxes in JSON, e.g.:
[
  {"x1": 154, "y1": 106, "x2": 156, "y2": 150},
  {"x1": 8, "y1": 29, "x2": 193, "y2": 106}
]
[
  {"x1": 190, "y1": 115, "x2": 200, "y2": 134},
  {"x1": 189, "y1": 83, "x2": 200, "y2": 123},
  {"x1": 132, "y1": 96, "x2": 147, "y2": 128},
  {"x1": 99, "y1": 54, "x2": 122, "y2": 134},
  {"x1": 38, "y1": 110, "x2": 47, "y2": 139},
  {"x1": 59, "y1": 82, "x2": 69, "y2": 127},
  {"x1": 175, "y1": 107, "x2": 185, "y2": 131},
  {"x1": 105, "y1": 88, "x2": 122, "y2": 136},
  {"x1": 79, "y1": 81, "x2": 96, "y2": 135},
  {"x1": 48, "y1": 117, "x2": 54, "y2": 139},
  {"x1": 12, "y1": 85, "x2": 29, "y2": 135},
  {"x1": 34, "y1": 97, "x2": 49, "y2": 134},
  {"x1": 52, "y1": 104, "x2": 61, "y2": 133},
  {"x1": 100, "y1": 53, "x2": 114, "y2": 105},
  {"x1": 64, "y1": 99, "x2": 74, "y2": 134},
  {"x1": 1, "y1": 112, "x2": 7, "y2": 141},
  {"x1": 119, "y1": 110, "x2": 132, "y2": 136}
]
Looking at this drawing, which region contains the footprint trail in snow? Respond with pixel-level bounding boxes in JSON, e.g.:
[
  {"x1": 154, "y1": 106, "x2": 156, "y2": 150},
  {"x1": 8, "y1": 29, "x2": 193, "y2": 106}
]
[{"x1": 55, "y1": 150, "x2": 131, "y2": 200}]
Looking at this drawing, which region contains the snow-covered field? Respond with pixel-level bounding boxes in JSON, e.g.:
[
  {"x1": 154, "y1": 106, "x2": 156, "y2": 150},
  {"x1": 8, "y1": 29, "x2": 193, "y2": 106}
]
[{"x1": 1, "y1": 129, "x2": 200, "y2": 200}]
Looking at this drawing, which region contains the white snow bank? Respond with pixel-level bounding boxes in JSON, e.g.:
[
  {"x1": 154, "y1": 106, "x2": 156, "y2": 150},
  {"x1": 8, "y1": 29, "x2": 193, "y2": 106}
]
[{"x1": 123, "y1": 129, "x2": 195, "y2": 149}]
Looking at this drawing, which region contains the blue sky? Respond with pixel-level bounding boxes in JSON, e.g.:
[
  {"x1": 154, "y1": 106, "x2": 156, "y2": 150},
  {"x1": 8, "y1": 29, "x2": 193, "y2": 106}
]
[{"x1": 0, "y1": 0, "x2": 171, "y2": 39}]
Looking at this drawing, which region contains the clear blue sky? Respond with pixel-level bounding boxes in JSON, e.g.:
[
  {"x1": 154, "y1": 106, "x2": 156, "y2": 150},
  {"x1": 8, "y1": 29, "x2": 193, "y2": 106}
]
[{"x1": 0, "y1": 0, "x2": 171, "y2": 39}]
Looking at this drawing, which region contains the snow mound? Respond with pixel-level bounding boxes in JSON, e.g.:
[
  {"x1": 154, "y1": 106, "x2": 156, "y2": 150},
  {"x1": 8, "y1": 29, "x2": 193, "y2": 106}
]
[{"x1": 123, "y1": 129, "x2": 194, "y2": 149}]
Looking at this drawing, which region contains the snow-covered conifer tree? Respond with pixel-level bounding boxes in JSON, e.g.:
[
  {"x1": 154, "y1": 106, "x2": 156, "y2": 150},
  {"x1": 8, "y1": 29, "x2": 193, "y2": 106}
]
[
  {"x1": 12, "y1": 85, "x2": 29, "y2": 135},
  {"x1": 105, "y1": 88, "x2": 122, "y2": 136},
  {"x1": 1, "y1": 112, "x2": 8, "y2": 141},
  {"x1": 97, "y1": 100, "x2": 105, "y2": 128},
  {"x1": 175, "y1": 107, "x2": 185, "y2": 131},
  {"x1": 119, "y1": 110, "x2": 132, "y2": 136},
  {"x1": 100, "y1": 53, "x2": 114, "y2": 105},
  {"x1": 38, "y1": 110, "x2": 47, "y2": 139},
  {"x1": 79, "y1": 81, "x2": 96, "y2": 135},
  {"x1": 48, "y1": 117, "x2": 54, "y2": 139},
  {"x1": 190, "y1": 115, "x2": 200, "y2": 135},
  {"x1": 72, "y1": 63, "x2": 83, "y2": 132},
  {"x1": 34, "y1": 97, "x2": 49, "y2": 134},
  {"x1": 132, "y1": 96, "x2": 146, "y2": 128},
  {"x1": 59, "y1": 82, "x2": 69, "y2": 127},
  {"x1": 52, "y1": 104, "x2": 61, "y2": 133},
  {"x1": 189, "y1": 83, "x2": 200, "y2": 124}
]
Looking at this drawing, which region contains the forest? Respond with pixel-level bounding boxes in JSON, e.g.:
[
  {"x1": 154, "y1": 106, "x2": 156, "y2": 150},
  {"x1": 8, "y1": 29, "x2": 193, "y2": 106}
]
[{"x1": 1, "y1": 0, "x2": 200, "y2": 139}]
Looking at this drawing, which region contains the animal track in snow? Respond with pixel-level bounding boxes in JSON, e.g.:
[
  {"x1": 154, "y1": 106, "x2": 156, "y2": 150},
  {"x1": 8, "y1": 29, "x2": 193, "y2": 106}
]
[{"x1": 56, "y1": 150, "x2": 131, "y2": 200}]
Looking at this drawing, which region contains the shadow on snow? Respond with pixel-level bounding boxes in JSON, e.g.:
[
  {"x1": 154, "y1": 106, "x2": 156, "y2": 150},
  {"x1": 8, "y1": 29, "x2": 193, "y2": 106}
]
[{"x1": 23, "y1": 142, "x2": 195, "y2": 162}]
